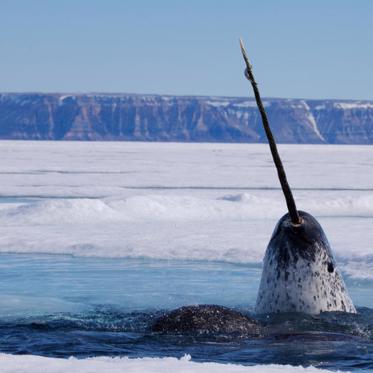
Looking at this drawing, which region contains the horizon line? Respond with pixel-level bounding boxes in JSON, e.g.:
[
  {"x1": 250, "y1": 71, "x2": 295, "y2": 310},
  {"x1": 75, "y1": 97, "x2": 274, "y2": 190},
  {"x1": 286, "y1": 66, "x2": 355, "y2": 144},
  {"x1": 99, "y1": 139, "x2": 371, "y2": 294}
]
[{"x1": 1, "y1": 91, "x2": 373, "y2": 103}]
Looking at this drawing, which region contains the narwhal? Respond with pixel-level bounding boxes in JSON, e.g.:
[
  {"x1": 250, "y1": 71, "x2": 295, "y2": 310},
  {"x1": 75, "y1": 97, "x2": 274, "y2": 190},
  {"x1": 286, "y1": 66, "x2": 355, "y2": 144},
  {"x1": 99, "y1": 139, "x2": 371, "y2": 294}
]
[
  {"x1": 151, "y1": 39, "x2": 356, "y2": 336},
  {"x1": 238, "y1": 39, "x2": 355, "y2": 315}
]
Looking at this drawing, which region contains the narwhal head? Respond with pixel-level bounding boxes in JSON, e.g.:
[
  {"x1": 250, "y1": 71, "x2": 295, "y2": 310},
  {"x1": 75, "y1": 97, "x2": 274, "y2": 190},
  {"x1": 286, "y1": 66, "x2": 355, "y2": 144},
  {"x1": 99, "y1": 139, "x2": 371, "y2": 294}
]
[
  {"x1": 238, "y1": 38, "x2": 356, "y2": 315},
  {"x1": 255, "y1": 211, "x2": 356, "y2": 314}
]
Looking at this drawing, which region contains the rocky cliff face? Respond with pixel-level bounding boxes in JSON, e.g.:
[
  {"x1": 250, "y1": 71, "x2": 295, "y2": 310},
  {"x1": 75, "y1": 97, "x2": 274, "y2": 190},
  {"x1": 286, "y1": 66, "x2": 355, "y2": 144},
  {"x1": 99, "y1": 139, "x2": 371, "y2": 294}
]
[{"x1": 1, "y1": 93, "x2": 373, "y2": 143}]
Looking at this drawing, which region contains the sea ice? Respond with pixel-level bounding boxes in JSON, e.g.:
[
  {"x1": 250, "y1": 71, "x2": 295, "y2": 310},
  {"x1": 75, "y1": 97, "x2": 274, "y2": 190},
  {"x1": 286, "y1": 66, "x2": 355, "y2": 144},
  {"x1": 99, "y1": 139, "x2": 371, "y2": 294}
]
[
  {"x1": 0, "y1": 353, "x2": 343, "y2": 373},
  {"x1": 0, "y1": 141, "x2": 371, "y2": 279}
]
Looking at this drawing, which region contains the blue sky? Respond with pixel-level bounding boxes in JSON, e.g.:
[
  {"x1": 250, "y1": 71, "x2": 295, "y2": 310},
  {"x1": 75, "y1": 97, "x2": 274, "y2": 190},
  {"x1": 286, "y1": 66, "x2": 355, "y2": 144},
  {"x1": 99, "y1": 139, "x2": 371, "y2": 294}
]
[{"x1": 1, "y1": 0, "x2": 372, "y2": 99}]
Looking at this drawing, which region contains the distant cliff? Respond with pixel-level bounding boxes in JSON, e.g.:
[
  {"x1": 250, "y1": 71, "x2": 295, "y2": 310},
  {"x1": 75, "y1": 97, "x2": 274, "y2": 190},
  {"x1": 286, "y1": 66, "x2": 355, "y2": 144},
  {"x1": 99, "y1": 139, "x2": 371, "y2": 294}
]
[{"x1": 1, "y1": 93, "x2": 373, "y2": 143}]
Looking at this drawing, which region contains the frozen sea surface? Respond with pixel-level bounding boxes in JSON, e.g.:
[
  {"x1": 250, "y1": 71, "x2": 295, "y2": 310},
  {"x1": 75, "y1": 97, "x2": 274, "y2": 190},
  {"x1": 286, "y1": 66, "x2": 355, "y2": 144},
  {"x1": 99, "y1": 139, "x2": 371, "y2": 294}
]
[
  {"x1": 0, "y1": 142, "x2": 372, "y2": 278},
  {"x1": 0, "y1": 141, "x2": 372, "y2": 371}
]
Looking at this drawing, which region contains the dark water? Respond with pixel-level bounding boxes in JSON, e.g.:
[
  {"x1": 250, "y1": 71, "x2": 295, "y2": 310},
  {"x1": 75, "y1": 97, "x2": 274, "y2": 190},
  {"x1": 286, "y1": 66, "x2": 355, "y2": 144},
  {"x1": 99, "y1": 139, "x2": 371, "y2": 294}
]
[
  {"x1": 0, "y1": 254, "x2": 372, "y2": 371},
  {"x1": 0, "y1": 307, "x2": 372, "y2": 371}
]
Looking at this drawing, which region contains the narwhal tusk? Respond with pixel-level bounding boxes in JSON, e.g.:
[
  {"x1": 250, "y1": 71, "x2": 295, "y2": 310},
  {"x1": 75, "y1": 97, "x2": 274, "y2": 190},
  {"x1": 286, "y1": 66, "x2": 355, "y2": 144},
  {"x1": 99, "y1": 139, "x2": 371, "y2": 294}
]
[{"x1": 239, "y1": 38, "x2": 301, "y2": 225}]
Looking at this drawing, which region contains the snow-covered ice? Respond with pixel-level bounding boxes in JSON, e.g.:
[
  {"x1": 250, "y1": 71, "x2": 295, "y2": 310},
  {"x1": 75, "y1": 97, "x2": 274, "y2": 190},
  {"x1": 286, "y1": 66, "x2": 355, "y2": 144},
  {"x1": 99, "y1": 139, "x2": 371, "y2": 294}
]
[
  {"x1": 0, "y1": 141, "x2": 372, "y2": 279},
  {"x1": 0, "y1": 353, "x2": 344, "y2": 373}
]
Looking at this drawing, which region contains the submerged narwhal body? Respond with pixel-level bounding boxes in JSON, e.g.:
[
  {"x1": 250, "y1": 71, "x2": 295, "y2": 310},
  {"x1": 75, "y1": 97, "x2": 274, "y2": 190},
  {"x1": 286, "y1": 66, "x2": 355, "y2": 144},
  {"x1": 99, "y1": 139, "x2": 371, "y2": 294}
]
[{"x1": 238, "y1": 39, "x2": 356, "y2": 315}]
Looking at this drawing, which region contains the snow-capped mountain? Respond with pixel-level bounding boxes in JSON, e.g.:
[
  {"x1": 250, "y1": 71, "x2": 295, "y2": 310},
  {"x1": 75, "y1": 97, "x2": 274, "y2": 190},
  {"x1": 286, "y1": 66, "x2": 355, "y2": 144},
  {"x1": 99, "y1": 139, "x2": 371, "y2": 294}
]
[{"x1": 1, "y1": 93, "x2": 373, "y2": 143}]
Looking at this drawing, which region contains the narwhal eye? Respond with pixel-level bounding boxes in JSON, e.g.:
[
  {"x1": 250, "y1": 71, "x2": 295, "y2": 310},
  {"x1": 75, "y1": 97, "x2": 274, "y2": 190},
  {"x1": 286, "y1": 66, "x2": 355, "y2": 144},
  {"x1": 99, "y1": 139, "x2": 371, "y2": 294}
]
[{"x1": 327, "y1": 262, "x2": 334, "y2": 273}]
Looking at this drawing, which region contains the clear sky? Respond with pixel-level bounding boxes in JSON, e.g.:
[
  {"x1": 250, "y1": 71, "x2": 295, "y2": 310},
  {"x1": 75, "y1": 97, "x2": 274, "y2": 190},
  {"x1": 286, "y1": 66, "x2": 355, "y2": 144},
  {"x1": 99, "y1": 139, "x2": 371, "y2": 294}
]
[{"x1": 1, "y1": 0, "x2": 372, "y2": 100}]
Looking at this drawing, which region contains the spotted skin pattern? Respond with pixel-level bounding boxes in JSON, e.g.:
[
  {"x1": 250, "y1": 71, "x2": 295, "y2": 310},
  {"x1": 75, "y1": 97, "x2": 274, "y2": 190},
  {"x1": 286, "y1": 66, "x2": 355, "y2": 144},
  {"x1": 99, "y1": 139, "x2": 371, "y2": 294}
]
[{"x1": 255, "y1": 211, "x2": 356, "y2": 315}]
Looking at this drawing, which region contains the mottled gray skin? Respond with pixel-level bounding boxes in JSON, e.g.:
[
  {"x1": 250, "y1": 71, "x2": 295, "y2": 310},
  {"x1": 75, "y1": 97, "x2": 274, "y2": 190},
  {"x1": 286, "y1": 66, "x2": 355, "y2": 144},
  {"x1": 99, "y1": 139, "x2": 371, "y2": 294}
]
[
  {"x1": 255, "y1": 211, "x2": 356, "y2": 315},
  {"x1": 152, "y1": 305, "x2": 260, "y2": 336}
]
